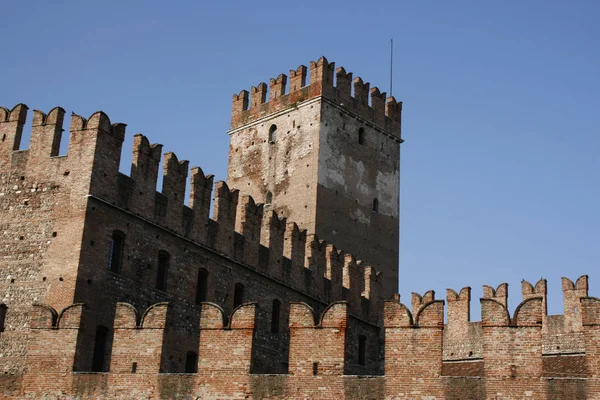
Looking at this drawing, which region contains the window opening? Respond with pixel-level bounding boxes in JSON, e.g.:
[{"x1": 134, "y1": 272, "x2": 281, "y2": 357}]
[
  {"x1": 313, "y1": 362, "x2": 319, "y2": 376},
  {"x1": 195, "y1": 268, "x2": 208, "y2": 305},
  {"x1": 233, "y1": 283, "x2": 244, "y2": 309},
  {"x1": 265, "y1": 191, "x2": 273, "y2": 204},
  {"x1": 271, "y1": 299, "x2": 281, "y2": 333},
  {"x1": 372, "y1": 198, "x2": 379, "y2": 213},
  {"x1": 108, "y1": 231, "x2": 125, "y2": 273},
  {"x1": 268, "y1": 124, "x2": 277, "y2": 143},
  {"x1": 358, "y1": 128, "x2": 365, "y2": 145},
  {"x1": 185, "y1": 351, "x2": 198, "y2": 373},
  {"x1": 156, "y1": 251, "x2": 170, "y2": 291},
  {"x1": 0, "y1": 305, "x2": 6, "y2": 332},
  {"x1": 358, "y1": 335, "x2": 367, "y2": 366},
  {"x1": 91, "y1": 326, "x2": 109, "y2": 372}
]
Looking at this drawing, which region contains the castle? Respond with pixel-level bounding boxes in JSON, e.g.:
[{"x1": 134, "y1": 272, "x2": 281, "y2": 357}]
[{"x1": 0, "y1": 56, "x2": 599, "y2": 399}]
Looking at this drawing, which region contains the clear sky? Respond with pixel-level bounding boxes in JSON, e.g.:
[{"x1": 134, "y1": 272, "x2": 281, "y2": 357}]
[{"x1": 2, "y1": 1, "x2": 599, "y2": 316}]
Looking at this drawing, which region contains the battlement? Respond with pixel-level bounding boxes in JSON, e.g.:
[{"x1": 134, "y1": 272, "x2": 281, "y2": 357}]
[
  {"x1": 8, "y1": 275, "x2": 600, "y2": 399},
  {"x1": 0, "y1": 103, "x2": 381, "y2": 323},
  {"x1": 230, "y1": 56, "x2": 402, "y2": 137}
]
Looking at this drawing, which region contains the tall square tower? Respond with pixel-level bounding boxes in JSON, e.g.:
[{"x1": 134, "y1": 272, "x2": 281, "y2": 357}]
[{"x1": 227, "y1": 57, "x2": 402, "y2": 298}]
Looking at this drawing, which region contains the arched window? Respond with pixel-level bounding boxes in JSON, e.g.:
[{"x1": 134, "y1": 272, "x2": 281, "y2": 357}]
[
  {"x1": 358, "y1": 335, "x2": 367, "y2": 366},
  {"x1": 91, "y1": 325, "x2": 109, "y2": 372},
  {"x1": 265, "y1": 191, "x2": 273, "y2": 204},
  {"x1": 271, "y1": 299, "x2": 281, "y2": 333},
  {"x1": 185, "y1": 351, "x2": 198, "y2": 373},
  {"x1": 0, "y1": 304, "x2": 6, "y2": 333},
  {"x1": 156, "y1": 251, "x2": 170, "y2": 291},
  {"x1": 233, "y1": 283, "x2": 244, "y2": 309},
  {"x1": 108, "y1": 230, "x2": 125, "y2": 273},
  {"x1": 358, "y1": 127, "x2": 365, "y2": 145},
  {"x1": 372, "y1": 198, "x2": 379, "y2": 213},
  {"x1": 195, "y1": 268, "x2": 209, "y2": 305},
  {"x1": 268, "y1": 124, "x2": 277, "y2": 143}
]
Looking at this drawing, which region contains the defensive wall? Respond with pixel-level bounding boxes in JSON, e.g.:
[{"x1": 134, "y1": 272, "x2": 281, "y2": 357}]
[
  {"x1": 0, "y1": 103, "x2": 384, "y2": 396},
  {"x1": 2, "y1": 276, "x2": 600, "y2": 399},
  {"x1": 1, "y1": 96, "x2": 599, "y2": 398}
]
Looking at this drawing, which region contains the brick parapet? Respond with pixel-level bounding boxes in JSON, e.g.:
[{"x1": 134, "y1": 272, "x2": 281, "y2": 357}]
[
  {"x1": 229, "y1": 57, "x2": 402, "y2": 138},
  {"x1": 4, "y1": 278, "x2": 600, "y2": 398}
]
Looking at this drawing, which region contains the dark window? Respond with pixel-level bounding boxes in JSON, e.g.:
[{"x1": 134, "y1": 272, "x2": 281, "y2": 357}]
[
  {"x1": 372, "y1": 198, "x2": 379, "y2": 213},
  {"x1": 195, "y1": 269, "x2": 209, "y2": 305},
  {"x1": 358, "y1": 127, "x2": 365, "y2": 145},
  {"x1": 268, "y1": 124, "x2": 277, "y2": 143},
  {"x1": 91, "y1": 326, "x2": 109, "y2": 372},
  {"x1": 233, "y1": 283, "x2": 244, "y2": 309},
  {"x1": 185, "y1": 351, "x2": 198, "y2": 373},
  {"x1": 0, "y1": 305, "x2": 6, "y2": 332},
  {"x1": 358, "y1": 335, "x2": 367, "y2": 366},
  {"x1": 156, "y1": 251, "x2": 170, "y2": 291},
  {"x1": 313, "y1": 362, "x2": 319, "y2": 376},
  {"x1": 265, "y1": 191, "x2": 273, "y2": 204},
  {"x1": 131, "y1": 362, "x2": 137, "y2": 373},
  {"x1": 271, "y1": 299, "x2": 281, "y2": 333},
  {"x1": 108, "y1": 231, "x2": 125, "y2": 273}
]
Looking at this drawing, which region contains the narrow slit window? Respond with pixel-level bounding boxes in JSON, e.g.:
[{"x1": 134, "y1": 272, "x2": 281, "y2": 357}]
[
  {"x1": 233, "y1": 283, "x2": 244, "y2": 309},
  {"x1": 156, "y1": 251, "x2": 170, "y2": 291},
  {"x1": 269, "y1": 124, "x2": 277, "y2": 143},
  {"x1": 372, "y1": 198, "x2": 379, "y2": 213},
  {"x1": 358, "y1": 127, "x2": 365, "y2": 145},
  {"x1": 271, "y1": 299, "x2": 281, "y2": 333},
  {"x1": 185, "y1": 351, "x2": 198, "y2": 373},
  {"x1": 91, "y1": 326, "x2": 109, "y2": 372},
  {"x1": 358, "y1": 335, "x2": 367, "y2": 366},
  {"x1": 108, "y1": 231, "x2": 125, "y2": 273},
  {"x1": 0, "y1": 305, "x2": 6, "y2": 333},
  {"x1": 265, "y1": 191, "x2": 273, "y2": 204},
  {"x1": 195, "y1": 268, "x2": 208, "y2": 305}
]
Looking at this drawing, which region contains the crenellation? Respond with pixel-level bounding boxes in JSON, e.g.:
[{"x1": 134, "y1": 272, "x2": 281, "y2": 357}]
[
  {"x1": 161, "y1": 152, "x2": 189, "y2": 231},
  {"x1": 235, "y1": 194, "x2": 264, "y2": 268},
  {"x1": 482, "y1": 282, "x2": 508, "y2": 308},
  {"x1": 309, "y1": 56, "x2": 335, "y2": 97},
  {"x1": 212, "y1": 181, "x2": 239, "y2": 255},
  {"x1": 0, "y1": 104, "x2": 28, "y2": 168},
  {"x1": 288, "y1": 301, "x2": 348, "y2": 376},
  {"x1": 446, "y1": 287, "x2": 471, "y2": 332},
  {"x1": 411, "y1": 290, "x2": 436, "y2": 317},
  {"x1": 250, "y1": 82, "x2": 268, "y2": 109},
  {"x1": 111, "y1": 303, "x2": 167, "y2": 374},
  {"x1": 30, "y1": 107, "x2": 65, "y2": 159},
  {"x1": 283, "y1": 222, "x2": 307, "y2": 283},
  {"x1": 385, "y1": 96, "x2": 402, "y2": 123},
  {"x1": 335, "y1": 67, "x2": 352, "y2": 99},
  {"x1": 130, "y1": 134, "x2": 163, "y2": 215},
  {"x1": 562, "y1": 275, "x2": 589, "y2": 333},
  {"x1": 259, "y1": 209, "x2": 285, "y2": 276},
  {"x1": 369, "y1": 87, "x2": 386, "y2": 125},
  {"x1": 269, "y1": 74, "x2": 287, "y2": 101},
  {"x1": 325, "y1": 245, "x2": 343, "y2": 301},
  {"x1": 288, "y1": 65, "x2": 307, "y2": 92},
  {"x1": 188, "y1": 166, "x2": 214, "y2": 243},
  {"x1": 229, "y1": 58, "x2": 402, "y2": 138},
  {"x1": 352, "y1": 77, "x2": 370, "y2": 106}
]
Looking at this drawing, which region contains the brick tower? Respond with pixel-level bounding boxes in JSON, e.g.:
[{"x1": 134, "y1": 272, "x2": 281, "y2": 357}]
[{"x1": 227, "y1": 57, "x2": 403, "y2": 298}]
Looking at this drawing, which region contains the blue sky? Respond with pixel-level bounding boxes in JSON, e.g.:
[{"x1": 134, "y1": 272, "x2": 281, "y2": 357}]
[{"x1": 2, "y1": 1, "x2": 599, "y2": 316}]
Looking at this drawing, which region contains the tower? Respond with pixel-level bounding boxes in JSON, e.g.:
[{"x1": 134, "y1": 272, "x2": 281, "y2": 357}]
[{"x1": 227, "y1": 57, "x2": 402, "y2": 298}]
